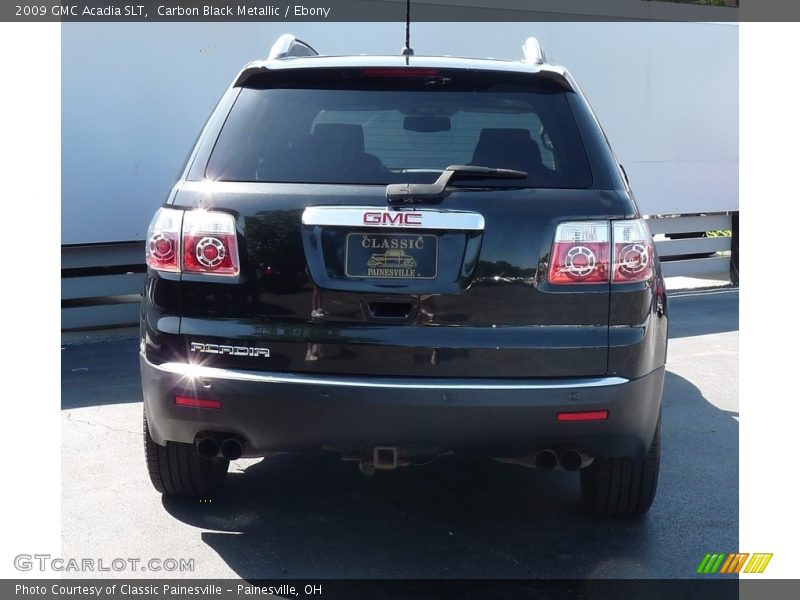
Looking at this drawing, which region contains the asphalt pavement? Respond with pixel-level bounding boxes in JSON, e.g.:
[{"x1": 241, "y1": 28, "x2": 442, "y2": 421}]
[{"x1": 61, "y1": 286, "x2": 739, "y2": 579}]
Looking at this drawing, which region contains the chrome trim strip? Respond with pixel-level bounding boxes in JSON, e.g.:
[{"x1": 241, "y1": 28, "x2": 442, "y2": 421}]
[
  {"x1": 302, "y1": 206, "x2": 485, "y2": 231},
  {"x1": 145, "y1": 355, "x2": 628, "y2": 390}
]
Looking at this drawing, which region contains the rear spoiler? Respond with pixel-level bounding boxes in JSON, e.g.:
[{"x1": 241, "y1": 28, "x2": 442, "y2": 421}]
[{"x1": 232, "y1": 34, "x2": 574, "y2": 91}]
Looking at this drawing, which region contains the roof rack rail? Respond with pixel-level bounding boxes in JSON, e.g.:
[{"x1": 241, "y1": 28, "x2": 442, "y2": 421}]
[
  {"x1": 521, "y1": 37, "x2": 546, "y2": 65},
  {"x1": 268, "y1": 34, "x2": 319, "y2": 60}
]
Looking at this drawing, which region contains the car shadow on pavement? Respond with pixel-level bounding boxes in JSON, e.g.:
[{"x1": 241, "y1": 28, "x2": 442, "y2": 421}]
[
  {"x1": 160, "y1": 371, "x2": 738, "y2": 579},
  {"x1": 667, "y1": 288, "x2": 738, "y2": 340}
]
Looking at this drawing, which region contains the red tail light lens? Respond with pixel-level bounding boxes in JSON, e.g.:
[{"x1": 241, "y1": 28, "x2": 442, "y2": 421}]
[
  {"x1": 548, "y1": 219, "x2": 655, "y2": 285},
  {"x1": 145, "y1": 208, "x2": 182, "y2": 272},
  {"x1": 146, "y1": 208, "x2": 240, "y2": 276},
  {"x1": 182, "y1": 211, "x2": 240, "y2": 276},
  {"x1": 548, "y1": 221, "x2": 610, "y2": 284},
  {"x1": 612, "y1": 219, "x2": 654, "y2": 283}
]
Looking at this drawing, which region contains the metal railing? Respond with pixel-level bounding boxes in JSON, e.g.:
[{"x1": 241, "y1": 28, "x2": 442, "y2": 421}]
[
  {"x1": 61, "y1": 242, "x2": 145, "y2": 330},
  {"x1": 647, "y1": 212, "x2": 736, "y2": 280}
]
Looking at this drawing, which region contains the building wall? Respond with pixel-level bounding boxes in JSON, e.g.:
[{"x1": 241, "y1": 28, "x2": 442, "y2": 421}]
[{"x1": 62, "y1": 22, "x2": 738, "y2": 244}]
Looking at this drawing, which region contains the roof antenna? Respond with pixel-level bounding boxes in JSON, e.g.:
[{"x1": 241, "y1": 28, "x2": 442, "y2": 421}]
[{"x1": 401, "y1": 0, "x2": 414, "y2": 58}]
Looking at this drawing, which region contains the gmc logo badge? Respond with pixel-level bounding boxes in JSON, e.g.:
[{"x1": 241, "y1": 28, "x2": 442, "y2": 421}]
[{"x1": 362, "y1": 211, "x2": 423, "y2": 227}]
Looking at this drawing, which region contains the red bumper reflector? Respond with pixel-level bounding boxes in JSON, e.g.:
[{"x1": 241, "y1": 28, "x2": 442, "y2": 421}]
[
  {"x1": 175, "y1": 396, "x2": 221, "y2": 410},
  {"x1": 557, "y1": 410, "x2": 609, "y2": 422}
]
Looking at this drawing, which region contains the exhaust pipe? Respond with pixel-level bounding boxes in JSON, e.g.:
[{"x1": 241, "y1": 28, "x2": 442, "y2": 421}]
[
  {"x1": 219, "y1": 438, "x2": 244, "y2": 461},
  {"x1": 195, "y1": 437, "x2": 219, "y2": 459},
  {"x1": 559, "y1": 450, "x2": 593, "y2": 471},
  {"x1": 534, "y1": 449, "x2": 558, "y2": 470}
]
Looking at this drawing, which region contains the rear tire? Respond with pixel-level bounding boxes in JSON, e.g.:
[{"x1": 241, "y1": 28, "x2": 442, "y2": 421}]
[
  {"x1": 143, "y1": 408, "x2": 229, "y2": 497},
  {"x1": 580, "y1": 414, "x2": 661, "y2": 517}
]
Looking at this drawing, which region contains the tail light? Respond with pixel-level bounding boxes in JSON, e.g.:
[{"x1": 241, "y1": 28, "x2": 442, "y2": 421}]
[
  {"x1": 145, "y1": 208, "x2": 182, "y2": 272},
  {"x1": 183, "y1": 211, "x2": 240, "y2": 276},
  {"x1": 612, "y1": 219, "x2": 654, "y2": 283},
  {"x1": 360, "y1": 67, "x2": 440, "y2": 78},
  {"x1": 548, "y1": 218, "x2": 654, "y2": 285},
  {"x1": 548, "y1": 221, "x2": 610, "y2": 284},
  {"x1": 146, "y1": 208, "x2": 239, "y2": 276}
]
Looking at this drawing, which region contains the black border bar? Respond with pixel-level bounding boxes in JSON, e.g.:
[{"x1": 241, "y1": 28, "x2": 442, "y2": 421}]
[
  {"x1": 2, "y1": 579, "x2": 752, "y2": 600},
  {"x1": 3, "y1": 0, "x2": 794, "y2": 23}
]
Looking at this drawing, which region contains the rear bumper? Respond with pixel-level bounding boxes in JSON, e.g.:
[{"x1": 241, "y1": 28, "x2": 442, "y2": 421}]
[{"x1": 141, "y1": 353, "x2": 664, "y2": 459}]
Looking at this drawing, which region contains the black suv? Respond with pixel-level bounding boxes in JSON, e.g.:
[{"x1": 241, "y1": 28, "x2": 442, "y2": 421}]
[{"x1": 140, "y1": 35, "x2": 668, "y2": 517}]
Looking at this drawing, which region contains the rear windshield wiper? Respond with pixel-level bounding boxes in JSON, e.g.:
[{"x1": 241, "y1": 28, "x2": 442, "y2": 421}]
[{"x1": 386, "y1": 164, "x2": 527, "y2": 205}]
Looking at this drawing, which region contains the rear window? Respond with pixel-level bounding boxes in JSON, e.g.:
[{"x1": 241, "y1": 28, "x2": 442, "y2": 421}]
[{"x1": 205, "y1": 69, "x2": 593, "y2": 188}]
